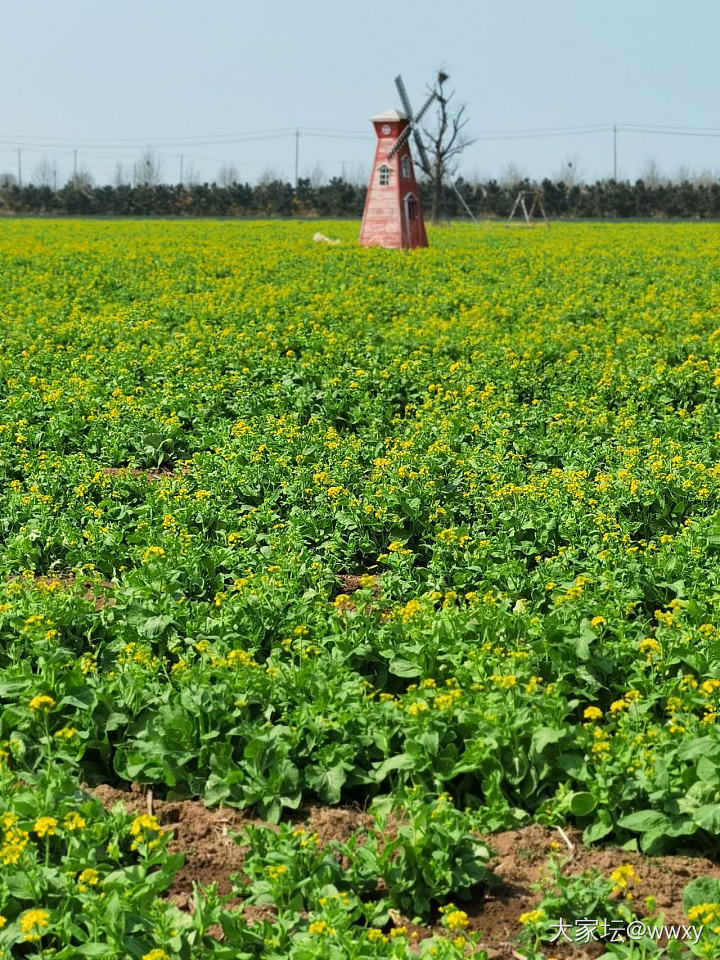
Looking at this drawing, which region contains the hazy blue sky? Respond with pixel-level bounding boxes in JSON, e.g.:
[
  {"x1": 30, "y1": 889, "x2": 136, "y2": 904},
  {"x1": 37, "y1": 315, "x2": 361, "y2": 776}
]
[{"x1": 1, "y1": 0, "x2": 718, "y2": 187}]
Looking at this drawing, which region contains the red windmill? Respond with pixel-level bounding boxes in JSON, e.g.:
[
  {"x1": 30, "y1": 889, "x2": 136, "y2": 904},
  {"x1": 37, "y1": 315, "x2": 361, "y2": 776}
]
[{"x1": 359, "y1": 76, "x2": 439, "y2": 249}]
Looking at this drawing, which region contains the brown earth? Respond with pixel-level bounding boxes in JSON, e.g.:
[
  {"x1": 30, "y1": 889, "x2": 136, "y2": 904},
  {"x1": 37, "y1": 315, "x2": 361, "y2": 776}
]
[
  {"x1": 92, "y1": 785, "x2": 720, "y2": 958},
  {"x1": 10, "y1": 574, "x2": 116, "y2": 610},
  {"x1": 101, "y1": 466, "x2": 185, "y2": 481},
  {"x1": 337, "y1": 573, "x2": 381, "y2": 597}
]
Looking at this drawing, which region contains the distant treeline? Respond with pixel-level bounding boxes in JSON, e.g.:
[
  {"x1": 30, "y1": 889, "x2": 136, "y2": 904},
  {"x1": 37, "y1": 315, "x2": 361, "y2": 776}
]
[{"x1": 2, "y1": 175, "x2": 720, "y2": 219}]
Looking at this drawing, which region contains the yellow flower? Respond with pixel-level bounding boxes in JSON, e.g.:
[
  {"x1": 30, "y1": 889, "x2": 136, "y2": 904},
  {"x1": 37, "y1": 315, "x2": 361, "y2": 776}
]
[
  {"x1": 34, "y1": 816, "x2": 58, "y2": 837},
  {"x1": 63, "y1": 812, "x2": 86, "y2": 831},
  {"x1": 55, "y1": 726, "x2": 78, "y2": 740},
  {"x1": 142, "y1": 546, "x2": 165, "y2": 562},
  {"x1": 610, "y1": 863, "x2": 638, "y2": 893},
  {"x1": 0, "y1": 826, "x2": 30, "y2": 865},
  {"x1": 490, "y1": 674, "x2": 517, "y2": 689},
  {"x1": 518, "y1": 909, "x2": 545, "y2": 925},
  {"x1": 367, "y1": 929, "x2": 388, "y2": 942},
  {"x1": 687, "y1": 903, "x2": 720, "y2": 925},
  {"x1": 407, "y1": 701, "x2": 429, "y2": 716},
  {"x1": 583, "y1": 706, "x2": 603, "y2": 720},
  {"x1": 141, "y1": 951, "x2": 169, "y2": 960},
  {"x1": 445, "y1": 909, "x2": 470, "y2": 930},
  {"x1": 308, "y1": 920, "x2": 335, "y2": 935},
  {"x1": 29, "y1": 694, "x2": 56, "y2": 712},
  {"x1": 590, "y1": 616, "x2": 606, "y2": 627},
  {"x1": 130, "y1": 813, "x2": 162, "y2": 850},
  {"x1": 131, "y1": 814, "x2": 161, "y2": 835},
  {"x1": 20, "y1": 908, "x2": 50, "y2": 941},
  {"x1": 78, "y1": 867, "x2": 101, "y2": 891}
]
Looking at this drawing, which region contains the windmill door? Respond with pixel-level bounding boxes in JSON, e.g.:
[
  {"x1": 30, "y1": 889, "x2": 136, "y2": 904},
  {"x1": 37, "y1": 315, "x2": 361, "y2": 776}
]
[{"x1": 403, "y1": 193, "x2": 420, "y2": 247}]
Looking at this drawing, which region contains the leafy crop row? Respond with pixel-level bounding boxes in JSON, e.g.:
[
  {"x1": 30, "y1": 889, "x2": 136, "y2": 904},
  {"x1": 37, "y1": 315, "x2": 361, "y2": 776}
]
[{"x1": 1, "y1": 220, "x2": 720, "y2": 956}]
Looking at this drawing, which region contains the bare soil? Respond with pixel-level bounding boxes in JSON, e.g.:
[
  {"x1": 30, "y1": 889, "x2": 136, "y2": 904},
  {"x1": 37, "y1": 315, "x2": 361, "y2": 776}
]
[
  {"x1": 92, "y1": 785, "x2": 720, "y2": 957},
  {"x1": 337, "y1": 572, "x2": 381, "y2": 597},
  {"x1": 11, "y1": 574, "x2": 116, "y2": 610},
  {"x1": 101, "y1": 466, "x2": 184, "y2": 481}
]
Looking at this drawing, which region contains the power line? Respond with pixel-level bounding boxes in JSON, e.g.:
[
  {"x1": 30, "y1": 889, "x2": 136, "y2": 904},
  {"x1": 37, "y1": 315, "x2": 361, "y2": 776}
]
[
  {"x1": 3, "y1": 121, "x2": 720, "y2": 151},
  {"x1": 0, "y1": 126, "x2": 298, "y2": 145}
]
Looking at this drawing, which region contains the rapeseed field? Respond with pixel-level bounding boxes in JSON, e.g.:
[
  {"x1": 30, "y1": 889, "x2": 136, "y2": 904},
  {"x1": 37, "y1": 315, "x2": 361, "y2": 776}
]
[{"x1": 1, "y1": 220, "x2": 719, "y2": 958}]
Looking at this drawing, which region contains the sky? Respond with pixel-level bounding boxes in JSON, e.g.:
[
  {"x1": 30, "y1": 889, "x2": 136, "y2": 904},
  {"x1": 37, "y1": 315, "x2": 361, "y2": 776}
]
[{"x1": 1, "y1": 0, "x2": 719, "y2": 188}]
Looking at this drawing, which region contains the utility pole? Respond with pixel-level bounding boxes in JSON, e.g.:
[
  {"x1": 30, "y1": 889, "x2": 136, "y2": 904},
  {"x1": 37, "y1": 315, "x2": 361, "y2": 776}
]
[
  {"x1": 73, "y1": 149, "x2": 77, "y2": 178},
  {"x1": 17, "y1": 149, "x2": 22, "y2": 187},
  {"x1": 179, "y1": 154, "x2": 184, "y2": 185},
  {"x1": 294, "y1": 128, "x2": 300, "y2": 187},
  {"x1": 613, "y1": 123, "x2": 617, "y2": 181}
]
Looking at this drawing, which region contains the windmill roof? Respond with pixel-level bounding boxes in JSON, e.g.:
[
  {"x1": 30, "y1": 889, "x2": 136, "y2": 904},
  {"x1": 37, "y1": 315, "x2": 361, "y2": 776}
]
[{"x1": 370, "y1": 109, "x2": 408, "y2": 122}]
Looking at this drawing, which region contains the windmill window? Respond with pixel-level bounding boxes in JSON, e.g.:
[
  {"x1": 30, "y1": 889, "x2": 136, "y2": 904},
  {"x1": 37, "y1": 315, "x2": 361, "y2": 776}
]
[
  {"x1": 407, "y1": 195, "x2": 419, "y2": 220},
  {"x1": 401, "y1": 156, "x2": 411, "y2": 179},
  {"x1": 378, "y1": 165, "x2": 390, "y2": 186}
]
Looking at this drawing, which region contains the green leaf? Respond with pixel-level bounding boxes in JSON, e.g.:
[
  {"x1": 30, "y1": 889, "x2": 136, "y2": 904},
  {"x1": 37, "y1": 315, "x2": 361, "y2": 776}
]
[
  {"x1": 617, "y1": 810, "x2": 671, "y2": 833},
  {"x1": 138, "y1": 615, "x2": 174, "y2": 637},
  {"x1": 60, "y1": 687, "x2": 97, "y2": 710},
  {"x1": 697, "y1": 756, "x2": 720, "y2": 783},
  {"x1": 677, "y1": 737, "x2": 720, "y2": 761},
  {"x1": 305, "y1": 761, "x2": 348, "y2": 803},
  {"x1": 373, "y1": 753, "x2": 414, "y2": 781},
  {"x1": 75, "y1": 945, "x2": 116, "y2": 957},
  {"x1": 583, "y1": 818, "x2": 614, "y2": 844},
  {"x1": 531, "y1": 727, "x2": 564, "y2": 755},
  {"x1": 388, "y1": 658, "x2": 422, "y2": 678},
  {"x1": 692, "y1": 804, "x2": 720, "y2": 833},
  {"x1": 683, "y1": 876, "x2": 720, "y2": 911},
  {"x1": 569, "y1": 792, "x2": 597, "y2": 817}
]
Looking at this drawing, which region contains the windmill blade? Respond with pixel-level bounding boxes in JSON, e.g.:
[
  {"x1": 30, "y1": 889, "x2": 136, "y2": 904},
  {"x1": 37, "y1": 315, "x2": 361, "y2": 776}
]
[
  {"x1": 393, "y1": 75, "x2": 432, "y2": 172},
  {"x1": 394, "y1": 74, "x2": 414, "y2": 119},
  {"x1": 386, "y1": 124, "x2": 412, "y2": 160}
]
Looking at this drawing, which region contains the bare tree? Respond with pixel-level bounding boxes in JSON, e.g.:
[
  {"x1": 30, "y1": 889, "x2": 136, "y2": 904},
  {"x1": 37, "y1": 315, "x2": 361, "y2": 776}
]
[
  {"x1": 217, "y1": 163, "x2": 239, "y2": 188},
  {"x1": 554, "y1": 154, "x2": 584, "y2": 187},
  {"x1": 33, "y1": 156, "x2": 57, "y2": 189},
  {"x1": 308, "y1": 163, "x2": 326, "y2": 188},
  {"x1": 134, "y1": 148, "x2": 164, "y2": 187},
  {"x1": 692, "y1": 167, "x2": 717, "y2": 187},
  {"x1": 258, "y1": 166, "x2": 282, "y2": 186},
  {"x1": 499, "y1": 161, "x2": 528, "y2": 191},
  {"x1": 345, "y1": 162, "x2": 368, "y2": 187},
  {"x1": 183, "y1": 161, "x2": 201, "y2": 186},
  {"x1": 640, "y1": 157, "x2": 665, "y2": 188},
  {"x1": 67, "y1": 167, "x2": 94, "y2": 192},
  {"x1": 417, "y1": 71, "x2": 474, "y2": 224},
  {"x1": 114, "y1": 162, "x2": 131, "y2": 187}
]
